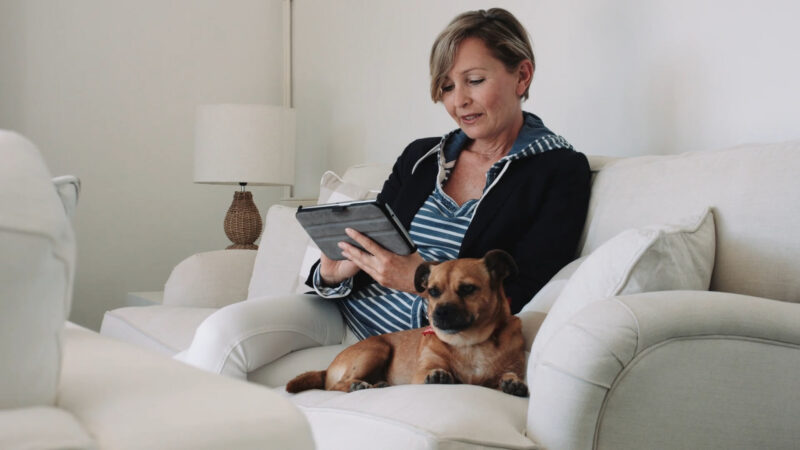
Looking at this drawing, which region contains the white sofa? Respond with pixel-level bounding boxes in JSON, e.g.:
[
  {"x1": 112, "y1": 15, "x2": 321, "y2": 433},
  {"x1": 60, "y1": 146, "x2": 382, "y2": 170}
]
[
  {"x1": 102, "y1": 141, "x2": 800, "y2": 449},
  {"x1": 0, "y1": 131, "x2": 314, "y2": 450}
]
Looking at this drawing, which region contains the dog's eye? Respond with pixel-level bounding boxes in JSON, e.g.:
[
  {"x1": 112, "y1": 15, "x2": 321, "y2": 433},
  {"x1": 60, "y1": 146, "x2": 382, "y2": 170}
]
[
  {"x1": 428, "y1": 287, "x2": 442, "y2": 298},
  {"x1": 457, "y1": 284, "x2": 477, "y2": 297}
]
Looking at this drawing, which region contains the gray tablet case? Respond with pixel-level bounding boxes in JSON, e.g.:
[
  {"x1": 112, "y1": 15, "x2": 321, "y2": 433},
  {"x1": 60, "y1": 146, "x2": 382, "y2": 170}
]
[{"x1": 295, "y1": 200, "x2": 416, "y2": 261}]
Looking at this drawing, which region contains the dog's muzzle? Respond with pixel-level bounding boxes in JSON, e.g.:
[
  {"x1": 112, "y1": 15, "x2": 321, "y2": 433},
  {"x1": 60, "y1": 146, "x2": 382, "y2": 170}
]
[{"x1": 432, "y1": 303, "x2": 474, "y2": 334}]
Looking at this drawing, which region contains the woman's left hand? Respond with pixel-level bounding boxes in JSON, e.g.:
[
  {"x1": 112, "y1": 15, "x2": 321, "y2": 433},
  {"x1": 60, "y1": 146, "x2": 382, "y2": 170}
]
[{"x1": 338, "y1": 228, "x2": 425, "y2": 294}]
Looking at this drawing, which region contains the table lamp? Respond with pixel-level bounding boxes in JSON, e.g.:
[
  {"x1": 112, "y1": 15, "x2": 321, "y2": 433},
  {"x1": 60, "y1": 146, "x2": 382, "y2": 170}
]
[{"x1": 194, "y1": 104, "x2": 296, "y2": 249}]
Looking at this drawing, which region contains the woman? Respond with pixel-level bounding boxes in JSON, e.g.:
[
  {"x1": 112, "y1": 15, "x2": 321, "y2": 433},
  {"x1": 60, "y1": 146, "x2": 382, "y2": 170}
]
[
  {"x1": 308, "y1": 8, "x2": 590, "y2": 340},
  {"x1": 182, "y1": 8, "x2": 590, "y2": 378}
]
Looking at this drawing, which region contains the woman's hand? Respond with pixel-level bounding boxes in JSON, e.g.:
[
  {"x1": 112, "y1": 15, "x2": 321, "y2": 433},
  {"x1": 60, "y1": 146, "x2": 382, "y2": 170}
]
[
  {"x1": 338, "y1": 228, "x2": 425, "y2": 294},
  {"x1": 318, "y1": 253, "x2": 360, "y2": 286}
]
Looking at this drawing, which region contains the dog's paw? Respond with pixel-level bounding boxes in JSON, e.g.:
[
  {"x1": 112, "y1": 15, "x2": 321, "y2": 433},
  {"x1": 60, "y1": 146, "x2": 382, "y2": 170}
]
[
  {"x1": 499, "y1": 377, "x2": 529, "y2": 397},
  {"x1": 349, "y1": 381, "x2": 372, "y2": 392},
  {"x1": 373, "y1": 381, "x2": 390, "y2": 388},
  {"x1": 424, "y1": 369, "x2": 454, "y2": 384}
]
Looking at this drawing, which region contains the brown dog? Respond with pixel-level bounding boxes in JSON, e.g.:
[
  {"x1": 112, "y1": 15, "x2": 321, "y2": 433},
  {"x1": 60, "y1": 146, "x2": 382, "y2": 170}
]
[{"x1": 286, "y1": 249, "x2": 528, "y2": 397}]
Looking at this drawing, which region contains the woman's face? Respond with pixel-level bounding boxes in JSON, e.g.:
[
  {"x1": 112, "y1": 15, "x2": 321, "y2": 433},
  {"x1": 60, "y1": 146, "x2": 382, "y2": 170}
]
[{"x1": 441, "y1": 37, "x2": 530, "y2": 144}]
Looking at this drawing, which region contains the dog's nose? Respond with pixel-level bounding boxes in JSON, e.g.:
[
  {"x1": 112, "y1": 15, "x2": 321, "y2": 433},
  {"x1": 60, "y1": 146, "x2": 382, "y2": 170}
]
[
  {"x1": 433, "y1": 303, "x2": 458, "y2": 322},
  {"x1": 432, "y1": 303, "x2": 463, "y2": 330}
]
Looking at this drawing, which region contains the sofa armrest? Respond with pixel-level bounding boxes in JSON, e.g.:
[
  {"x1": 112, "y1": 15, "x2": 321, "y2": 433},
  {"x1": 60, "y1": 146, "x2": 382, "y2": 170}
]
[
  {"x1": 526, "y1": 290, "x2": 800, "y2": 450},
  {"x1": 162, "y1": 250, "x2": 256, "y2": 308}
]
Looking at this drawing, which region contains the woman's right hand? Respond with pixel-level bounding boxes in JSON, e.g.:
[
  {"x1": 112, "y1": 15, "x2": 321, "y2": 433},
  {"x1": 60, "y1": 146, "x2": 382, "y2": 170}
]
[{"x1": 318, "y1": 252, "x2": 360, "y2": 286}]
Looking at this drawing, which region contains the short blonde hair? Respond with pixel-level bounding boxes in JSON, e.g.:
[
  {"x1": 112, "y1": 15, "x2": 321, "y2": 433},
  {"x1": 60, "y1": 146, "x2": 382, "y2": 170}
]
[{"x1": 429, "y1": 8, "x2": 534, "y2": 102}]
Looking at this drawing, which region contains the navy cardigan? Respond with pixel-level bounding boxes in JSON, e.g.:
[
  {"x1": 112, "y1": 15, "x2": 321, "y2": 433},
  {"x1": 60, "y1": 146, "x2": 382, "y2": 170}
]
[{"x1": 308, "y1": 137, "x2": 591, "y2": 314}]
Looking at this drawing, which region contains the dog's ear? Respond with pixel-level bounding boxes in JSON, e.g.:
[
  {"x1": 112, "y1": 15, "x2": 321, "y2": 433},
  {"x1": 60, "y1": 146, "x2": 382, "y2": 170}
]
[
  {"x1": 414, "y1": 262, "x2": 436, "y2": 293},
  {"x1": 483, "y1": 250, "x2": 518, "y2": 283}
]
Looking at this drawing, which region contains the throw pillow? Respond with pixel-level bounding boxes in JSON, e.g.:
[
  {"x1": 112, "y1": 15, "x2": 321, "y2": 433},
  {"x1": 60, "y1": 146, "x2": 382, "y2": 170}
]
[
  {"x1": 294, "y1": 171, "x2": 379, "y2": 294},
  {"x1": 519, "y1": 256, "x2": 587, "y2": 315},
  {"x1": 529, "y1": 208, "x2": 716, "y2": 368},
  {"x1": 247, "y1": 204, "x2": 310, "y2": 299}
]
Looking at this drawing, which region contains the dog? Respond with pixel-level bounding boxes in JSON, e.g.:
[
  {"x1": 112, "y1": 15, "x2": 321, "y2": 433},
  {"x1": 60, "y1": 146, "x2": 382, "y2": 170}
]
[{"x1": 286, "y1": 249, "x2": 529, "y2": 397}]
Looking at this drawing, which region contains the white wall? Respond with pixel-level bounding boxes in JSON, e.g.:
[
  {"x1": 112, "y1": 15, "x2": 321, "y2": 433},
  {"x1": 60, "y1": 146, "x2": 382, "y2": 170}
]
[
  {"x1": 0, "y1": 0, "x2": 285, "y2": 329},
  {"x1": 292, "y1": 0, "x2": 800, "y2": 196},
  {"x1": 1, "y1": 0, "x2": 798, "y2": 330}
]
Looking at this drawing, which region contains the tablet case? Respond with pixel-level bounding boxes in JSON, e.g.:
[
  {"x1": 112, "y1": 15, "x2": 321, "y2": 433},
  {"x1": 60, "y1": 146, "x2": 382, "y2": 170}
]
[{"x1": 295, "y1": 200, "x2": 416, "y2": 261}]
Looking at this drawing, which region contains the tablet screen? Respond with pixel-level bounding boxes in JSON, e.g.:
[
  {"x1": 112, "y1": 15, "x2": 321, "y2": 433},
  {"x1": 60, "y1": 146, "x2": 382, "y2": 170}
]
[{"x1": 295, "y1": 200, "x2": 416, "y2": 260}]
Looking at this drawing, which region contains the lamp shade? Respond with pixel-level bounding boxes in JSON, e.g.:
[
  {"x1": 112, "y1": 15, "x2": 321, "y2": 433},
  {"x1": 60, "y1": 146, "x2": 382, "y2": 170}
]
[{"x1": 194, "y1": 104, "x2": 296, "y2": 186}]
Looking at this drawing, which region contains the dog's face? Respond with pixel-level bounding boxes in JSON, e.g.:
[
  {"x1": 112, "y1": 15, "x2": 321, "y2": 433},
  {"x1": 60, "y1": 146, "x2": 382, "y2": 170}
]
[{"x1": 414, "y1": 250, "x2": 518, "y2": 345}]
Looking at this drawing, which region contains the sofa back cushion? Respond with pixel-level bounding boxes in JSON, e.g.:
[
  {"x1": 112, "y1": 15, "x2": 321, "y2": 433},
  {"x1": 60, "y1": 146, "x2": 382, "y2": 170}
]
[
  {"x1": 581, "y1": 140, "x2": 800, "y2": 303},
  {"x1": 0, "y1": 131, "x2": 76, "y2": 408}
]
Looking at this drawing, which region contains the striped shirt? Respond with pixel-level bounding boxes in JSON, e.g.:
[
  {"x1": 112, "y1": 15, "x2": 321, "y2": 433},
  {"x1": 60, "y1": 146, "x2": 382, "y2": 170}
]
[
  {"x1": 313, "y1": 112, "x2": 571, "y2": 340},
  {"x1": 338, "y1": 186, "x2": 478, "y2": 340}
]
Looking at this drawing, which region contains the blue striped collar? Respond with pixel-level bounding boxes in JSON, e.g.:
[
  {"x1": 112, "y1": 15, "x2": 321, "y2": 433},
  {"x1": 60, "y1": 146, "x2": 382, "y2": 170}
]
[{"x1": 411, "y1": 112, "x2": 573, "y2": 175}]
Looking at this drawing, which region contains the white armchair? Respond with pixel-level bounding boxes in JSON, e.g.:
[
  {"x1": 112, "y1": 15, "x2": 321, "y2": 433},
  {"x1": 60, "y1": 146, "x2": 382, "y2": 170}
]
[{"x1": 0, "y1": 130, "x2": 314, "y2": 450}]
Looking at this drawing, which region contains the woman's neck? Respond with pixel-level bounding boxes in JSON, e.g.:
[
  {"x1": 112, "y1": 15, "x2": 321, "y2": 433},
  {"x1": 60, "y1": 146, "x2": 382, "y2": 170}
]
[{"x1": 466, "y1": 112, "x2": 525, "y2": 163}]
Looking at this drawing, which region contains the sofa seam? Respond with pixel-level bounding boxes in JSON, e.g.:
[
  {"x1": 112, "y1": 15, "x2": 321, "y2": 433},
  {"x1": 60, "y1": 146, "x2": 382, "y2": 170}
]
[
  {"x1": 591, "y1": 298, "x2": 640, "y2": 449},
  {"x1": 611, "y1": 297, "x2": 642, "y2": 355},
  {"x1": 0, "y1": 224, "x2": 74, "y2": 319},
  {"x1": 565, "y1": 321, "x2": 628, "y2": 369},
  {"x1": 534, "y1": 297, "x2": 641, "y2": 390},
  {"x1": 536, "y1": 361, "x2": 613, "y2": 390},
  {"x1": 0, "y1": 224, "x2": 65, "y2": 245}
]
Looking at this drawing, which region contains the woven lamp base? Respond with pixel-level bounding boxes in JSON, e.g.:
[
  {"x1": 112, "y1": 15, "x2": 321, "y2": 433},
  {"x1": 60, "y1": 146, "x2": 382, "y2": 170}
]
[{"x1": 224, "y1": 191, "x2": 262, "y2": 250}]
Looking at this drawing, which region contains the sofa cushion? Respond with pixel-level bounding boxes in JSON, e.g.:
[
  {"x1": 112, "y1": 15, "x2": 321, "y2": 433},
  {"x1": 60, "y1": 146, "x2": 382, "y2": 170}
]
[
  {"x1": 341, "y1": 163, "x2": 393, "y2": 190},
  {"x1": 581, "y1": 140, "x2": 800, "y2": 302},
  {"x1": 290, "y1": 384, "x2": 535, "y2": 450},
  {"x1": 531, "y1": 208, "x2": 715, "y2": 369},
  {"x1": 319, "y1": 169, "x2": 381, "y2": 204},
  {"x1": 248, "y1": 205, "x2": 311, "y2": 298},
  {"x1": 0, "y1": 407, "x2": 96, "y2": 449},
  {"x1": 0, "y1": 131, "x2": 75, "y2": 409},
  {"x1": 100, "y1": 306, "x2": 217, "y2": 355},
  {"x1": 59, "y1": 324, "x2": 315, "y2": 450},
  {"x1": 249, "y1": 343, "x2": 348, "y2": 387}
]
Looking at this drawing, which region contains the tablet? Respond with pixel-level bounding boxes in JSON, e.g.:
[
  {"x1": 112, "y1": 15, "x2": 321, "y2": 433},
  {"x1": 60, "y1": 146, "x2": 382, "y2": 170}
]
[{"x1": 295, "y1": 200, "x2": 416, "y2": 261}]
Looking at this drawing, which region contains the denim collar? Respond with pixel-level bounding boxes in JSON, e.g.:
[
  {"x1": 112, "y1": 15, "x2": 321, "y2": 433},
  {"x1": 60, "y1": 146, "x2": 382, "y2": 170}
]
[{"x1": 411, "y1": 111, "x2": 572, "y2": 175}]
